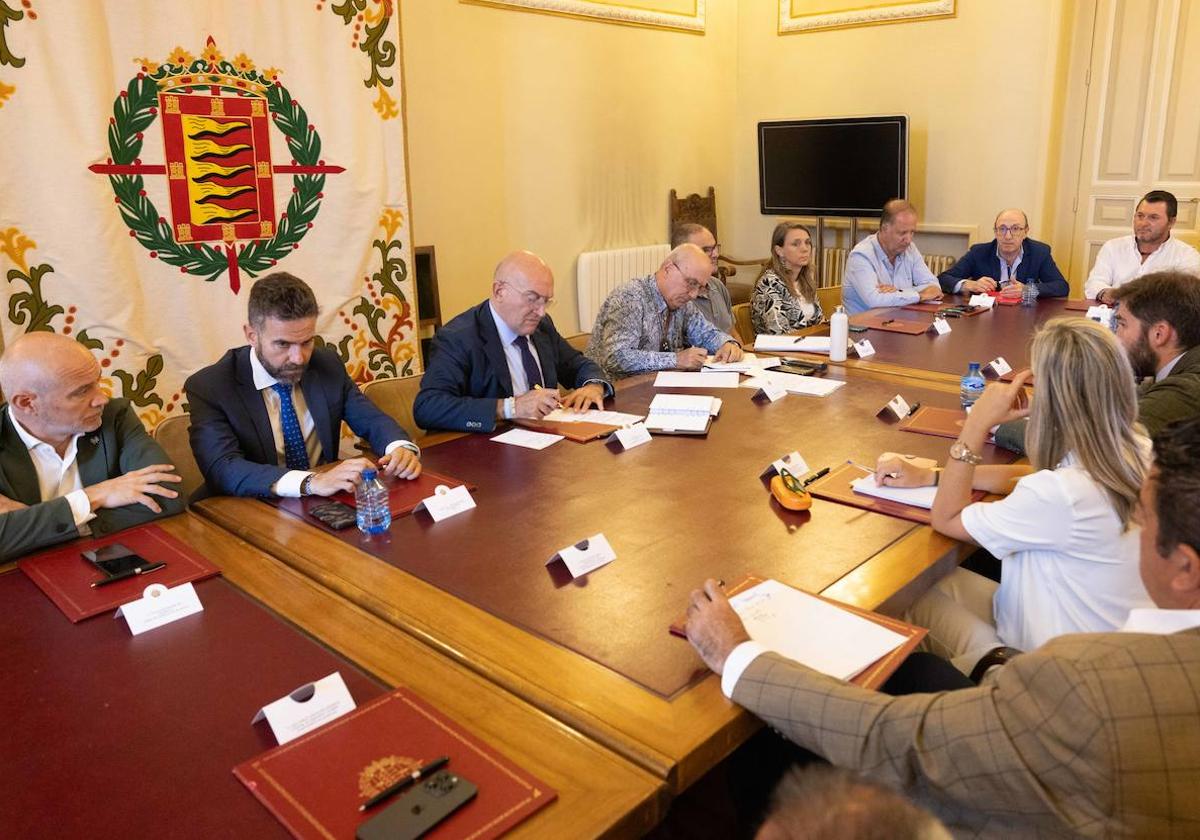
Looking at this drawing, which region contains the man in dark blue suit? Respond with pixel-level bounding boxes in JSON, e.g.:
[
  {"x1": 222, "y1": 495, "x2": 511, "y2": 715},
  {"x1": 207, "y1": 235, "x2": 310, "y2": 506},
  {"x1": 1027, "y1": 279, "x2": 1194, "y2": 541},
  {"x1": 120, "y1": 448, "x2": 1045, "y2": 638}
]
[
  {"x1": 937, "y1": 209, "x2": 1069, "y2": 297},
  {"x1": 414, "y1": 251, "x2": 611, "y2": 433},
  {"x1": 185, "y1": 272, "x2": 421, "y2": 499}
]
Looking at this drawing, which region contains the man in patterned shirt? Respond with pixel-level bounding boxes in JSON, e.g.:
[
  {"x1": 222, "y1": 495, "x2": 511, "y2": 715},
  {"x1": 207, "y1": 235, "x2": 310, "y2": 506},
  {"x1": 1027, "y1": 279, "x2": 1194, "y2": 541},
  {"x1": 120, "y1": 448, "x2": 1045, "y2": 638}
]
[
  {"x1": 684, "y1": 415, "x2": 1200, "y2": 836},
  {"x1": 586, "y1": 243, "x2": 743, "y2": 379}
]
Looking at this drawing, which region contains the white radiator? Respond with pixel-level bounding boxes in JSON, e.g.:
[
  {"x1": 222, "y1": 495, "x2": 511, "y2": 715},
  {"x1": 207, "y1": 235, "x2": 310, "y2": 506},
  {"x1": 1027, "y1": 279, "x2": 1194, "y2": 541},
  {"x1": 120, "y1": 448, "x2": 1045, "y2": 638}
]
[
  {"x1": 576, "y1": 243, "x2": 670, "y2": 332},
  {"x1": 817, "y1": 248, "x2": 956, "y2": 287}
]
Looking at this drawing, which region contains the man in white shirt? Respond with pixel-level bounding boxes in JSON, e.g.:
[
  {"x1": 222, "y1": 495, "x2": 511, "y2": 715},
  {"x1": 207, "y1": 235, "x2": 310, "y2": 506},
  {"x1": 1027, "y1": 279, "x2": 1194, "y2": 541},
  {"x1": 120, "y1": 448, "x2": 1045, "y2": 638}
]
[
  {"x1": 684, "y1": 416, "x2": 1200, "y2": 836},
  {"x1": 842, "y1": 199, "x2": 943, "y2": 314},
  {"x1": 1085, "y1": 190, "x2": 1200, "y2": 302},
  {"x1": 185, "y1": 272, "x2": 421, "y2": 498},
  {"x1": 0, "y1": 332, "x2": 184, "y2": 561}
]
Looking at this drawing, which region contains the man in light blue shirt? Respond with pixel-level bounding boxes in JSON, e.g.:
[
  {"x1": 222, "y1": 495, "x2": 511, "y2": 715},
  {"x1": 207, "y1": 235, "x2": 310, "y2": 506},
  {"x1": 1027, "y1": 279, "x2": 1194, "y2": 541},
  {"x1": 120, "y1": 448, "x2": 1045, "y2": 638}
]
[{"x1": 842, "y1": 199, "x2": 943, "y2": 314}]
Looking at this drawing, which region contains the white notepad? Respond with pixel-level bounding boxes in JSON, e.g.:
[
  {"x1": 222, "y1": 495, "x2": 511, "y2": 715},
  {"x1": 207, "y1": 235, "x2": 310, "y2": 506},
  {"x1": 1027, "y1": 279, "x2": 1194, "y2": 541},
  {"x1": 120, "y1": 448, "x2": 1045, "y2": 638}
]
[
  {"x1": 644, "y1": 394, "x2": 720, "y2": 433},
  {"x1": 754, "y1": 335, "x2": 840, "y2": 354},
  {"x1": 730, "y1": 580, "x2": 909, "y2": 681},
  {"x1": 850, "y1": 476, "x2": 937, "y2": 509}
]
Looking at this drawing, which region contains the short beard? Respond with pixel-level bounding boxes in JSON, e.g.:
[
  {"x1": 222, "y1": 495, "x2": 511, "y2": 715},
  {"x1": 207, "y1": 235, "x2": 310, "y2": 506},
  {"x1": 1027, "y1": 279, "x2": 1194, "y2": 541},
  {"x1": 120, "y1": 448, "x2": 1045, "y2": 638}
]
[{"x1": 1126, "y1": 329, "x2": 1158, "y2": 379}]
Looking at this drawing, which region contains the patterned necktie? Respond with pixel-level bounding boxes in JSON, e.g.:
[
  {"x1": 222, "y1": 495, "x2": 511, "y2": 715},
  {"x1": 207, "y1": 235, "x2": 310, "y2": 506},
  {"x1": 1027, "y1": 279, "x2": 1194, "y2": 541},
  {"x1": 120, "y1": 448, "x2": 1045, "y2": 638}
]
[
  {"x1": 514, "y1": 336, "x2": 543, "y2": 390},
  {"x1": 272, "y1": 382, "x2": 310, "y2": 470}
]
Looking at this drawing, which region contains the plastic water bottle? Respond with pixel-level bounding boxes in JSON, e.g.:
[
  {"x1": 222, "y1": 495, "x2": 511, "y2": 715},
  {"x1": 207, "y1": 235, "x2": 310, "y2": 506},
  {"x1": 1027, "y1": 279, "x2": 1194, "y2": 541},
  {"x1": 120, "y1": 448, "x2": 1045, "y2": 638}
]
[
  {"x1": 829, "y1": 305, "x2": 849, "y2": 362},
  {"x1": 355, "y1": 468, "x2": 391, "y2": 535},
  {"x1": 1021, "y1": 280, "x2": 1039, "y2": 307},
  {"x1": 960, "y1": 362, "x2": 985, "y2": 410}
]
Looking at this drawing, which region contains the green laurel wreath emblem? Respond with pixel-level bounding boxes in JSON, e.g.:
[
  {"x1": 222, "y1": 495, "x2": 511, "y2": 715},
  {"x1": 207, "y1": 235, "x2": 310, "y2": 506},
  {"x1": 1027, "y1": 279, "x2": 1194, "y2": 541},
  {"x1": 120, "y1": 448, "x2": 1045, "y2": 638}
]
[{"x1": 104, "y1": 60, "x2": 325, "y2": 283}]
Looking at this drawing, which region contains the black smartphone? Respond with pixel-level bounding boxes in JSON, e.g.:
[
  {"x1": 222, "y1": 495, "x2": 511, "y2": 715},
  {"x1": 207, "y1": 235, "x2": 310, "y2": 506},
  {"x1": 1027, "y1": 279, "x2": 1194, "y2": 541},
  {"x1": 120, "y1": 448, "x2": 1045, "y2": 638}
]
[
  {"x1": 778, "y1": 359, "x2": 826, "y2": 375},
  {"x1": 309, "y1": 501, "x2": 358, "y2": 530},
  {"x1": 848, "y1": 325, "x2": 869, "y2": 333},
  {"x1": 82, "y1": 544, "x2": 145, "y2": 577},
  {"x1": 356, "y1": 771, "x2": 477, "y2": 840}
]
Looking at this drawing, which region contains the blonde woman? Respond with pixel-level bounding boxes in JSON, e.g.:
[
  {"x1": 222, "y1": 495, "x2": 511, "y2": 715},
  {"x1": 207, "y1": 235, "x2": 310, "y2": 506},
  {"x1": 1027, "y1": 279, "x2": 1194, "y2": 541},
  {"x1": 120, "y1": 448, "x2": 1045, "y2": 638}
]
[
  {"x1": 751, "y1": 223, "x2": 823, "y2": 335},
  {"x1": 874, "y1": 318, "x2": 1153, "y2": 674}
]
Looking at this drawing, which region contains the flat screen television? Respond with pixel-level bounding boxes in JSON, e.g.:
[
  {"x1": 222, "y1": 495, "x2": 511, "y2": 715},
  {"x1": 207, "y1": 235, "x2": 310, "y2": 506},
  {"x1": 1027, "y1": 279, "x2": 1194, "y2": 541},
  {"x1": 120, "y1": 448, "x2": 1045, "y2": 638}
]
[{"x1": 758, "y1": 116, "x2": 908, "y2": 217}]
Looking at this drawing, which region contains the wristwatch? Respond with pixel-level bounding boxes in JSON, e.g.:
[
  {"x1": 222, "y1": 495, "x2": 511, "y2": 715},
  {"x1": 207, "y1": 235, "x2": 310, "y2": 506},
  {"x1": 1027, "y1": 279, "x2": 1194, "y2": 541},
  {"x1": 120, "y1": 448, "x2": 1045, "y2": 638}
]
[
  {"x1": 300, "y1": 474, "x2": 314, "y2": 496},
  {"x1": 949, "y1": 440, "x2": 984, "y2": 465}
]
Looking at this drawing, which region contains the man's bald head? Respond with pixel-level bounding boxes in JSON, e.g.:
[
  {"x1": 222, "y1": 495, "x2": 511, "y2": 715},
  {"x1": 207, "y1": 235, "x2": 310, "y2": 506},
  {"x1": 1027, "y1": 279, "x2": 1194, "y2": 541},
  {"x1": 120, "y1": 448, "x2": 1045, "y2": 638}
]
[
  {"x1": 491, "y1": 251, "x2": 555, "y2": 336},
  {"x1": 0, "y1": 332, "x2": 108, "y2": 445}
]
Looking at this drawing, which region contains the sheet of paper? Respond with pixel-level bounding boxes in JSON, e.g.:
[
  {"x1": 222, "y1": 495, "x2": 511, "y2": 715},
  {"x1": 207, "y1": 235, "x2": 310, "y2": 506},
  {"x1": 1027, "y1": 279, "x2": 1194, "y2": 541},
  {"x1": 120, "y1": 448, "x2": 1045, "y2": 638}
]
[
  {"x1": 547, "y1": 533, "x2": 617, "y2": 578},
  {"x1": 653, "y1": 371, "x2": 741, "y2": 388},
  {"x1": 754, "y1": 335, "x2": 840, "y2": 355},
  {"x1": 114, "y1": 582, "x2": 203, "y2": 636},
  {"x1": 492, "y1": 428, "x2": 564, "y2": 449},
  {"x1": 541, "y1": 408, "x2": 644, "y2": 426},
  {"x1": 730, "y1": 580, "x2": 909, "y2": 681},
  {"x1": 704, "y1": 352, "x2": 767, "y2": 372},
  {"x1": 417, "y1": 484, "x2": 477, "y2": 522},
  {"x1": 850, "y1": 476, "x2": 937, "y2": 509},
  {"x1": 740, "y1": 371, "x2": 844, "y2": 397},
  {"x1": 252, "y1": 672, "x2": 356, "y2": 746}
]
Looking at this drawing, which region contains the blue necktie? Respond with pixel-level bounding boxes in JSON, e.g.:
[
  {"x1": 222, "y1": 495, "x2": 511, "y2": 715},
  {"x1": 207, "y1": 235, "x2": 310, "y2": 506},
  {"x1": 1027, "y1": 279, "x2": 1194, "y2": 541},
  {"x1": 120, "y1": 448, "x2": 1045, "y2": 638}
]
[
  {"x1": 272, "y1": 382, "x2": 311, "y2": 470},
  {"x1": 514, "y1": 336, "x2": 543, "y2": 390}
]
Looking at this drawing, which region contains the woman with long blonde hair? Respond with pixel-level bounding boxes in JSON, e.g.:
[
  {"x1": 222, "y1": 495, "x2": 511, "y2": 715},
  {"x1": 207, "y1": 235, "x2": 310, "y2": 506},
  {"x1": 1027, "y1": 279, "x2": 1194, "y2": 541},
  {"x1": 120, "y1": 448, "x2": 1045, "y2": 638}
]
[
  {"x1": 750, "y1": 222, "x2": 823, "y2": 335},
  {"x1": 874, "y1": 318, "x2": 1152, "y2": 674}
]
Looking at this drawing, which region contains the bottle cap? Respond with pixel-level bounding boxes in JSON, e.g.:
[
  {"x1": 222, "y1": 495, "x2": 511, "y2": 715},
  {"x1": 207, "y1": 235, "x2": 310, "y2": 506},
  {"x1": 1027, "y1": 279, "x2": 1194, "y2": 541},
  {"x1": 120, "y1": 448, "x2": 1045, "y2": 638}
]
[{"x1": 361, "y1": 468, "x2": 378, "y2": 480}]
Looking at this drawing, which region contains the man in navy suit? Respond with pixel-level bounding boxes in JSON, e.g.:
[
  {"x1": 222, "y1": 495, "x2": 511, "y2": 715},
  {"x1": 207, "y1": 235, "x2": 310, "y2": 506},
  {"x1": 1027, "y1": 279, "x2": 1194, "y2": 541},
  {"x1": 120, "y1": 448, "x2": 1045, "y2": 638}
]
[
  {"x1": 185, "y1": 272, "x2": 421, "y2": 499},
  {"x1": 937, "y1": 209, "x2": 1069, "y2": 297},
  {"x1": 413, "y1": 251, "x2": 611, "y2": 433}
]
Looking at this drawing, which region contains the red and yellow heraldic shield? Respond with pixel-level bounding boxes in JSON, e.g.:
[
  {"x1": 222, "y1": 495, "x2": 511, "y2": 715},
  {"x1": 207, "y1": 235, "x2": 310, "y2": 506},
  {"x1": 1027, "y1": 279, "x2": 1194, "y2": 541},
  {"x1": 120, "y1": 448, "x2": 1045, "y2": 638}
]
[{"x1": 159, "y1": 93, "x2": 276, "y2": 245}]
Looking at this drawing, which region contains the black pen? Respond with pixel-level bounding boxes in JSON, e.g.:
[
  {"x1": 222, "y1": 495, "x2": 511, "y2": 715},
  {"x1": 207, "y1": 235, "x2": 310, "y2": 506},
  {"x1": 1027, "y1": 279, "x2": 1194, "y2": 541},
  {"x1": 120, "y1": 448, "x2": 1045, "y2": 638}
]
[
  {"x1": 90, "y1": 562, "x2": 167, "y2": 589},
  {"x1": 360, "y1": 756, "x2": 450, "y2": 811},
  {"x1": 802, "y1": 466, "x2": 830, "y2": 487},
  {"x1": 907, "y1": 402, "x2": 921, "y2": 417},
  {"x1": 881, "y1": 319, "x2": 895, "y2": 326}
]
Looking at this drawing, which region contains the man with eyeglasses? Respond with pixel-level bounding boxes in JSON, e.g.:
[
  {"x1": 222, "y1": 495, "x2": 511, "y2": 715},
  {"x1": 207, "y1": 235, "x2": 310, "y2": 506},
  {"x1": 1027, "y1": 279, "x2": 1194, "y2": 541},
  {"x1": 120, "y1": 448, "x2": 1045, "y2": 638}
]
[
  {"x1": 1086, "y1": 190, "x2": 1200, "y2": 304},
  {"x1": 671, "y1": 223, "x2": 742, "y2": 343},
  {"x1": 937, "y1": 209, "x2": 1069, "y2": 297},
  {"x1": 842, "y1": 199, "x2": 944, "y2": 314},
  {"x1": 413, "y1": 251, "x2": 612, "y2": 433},
  {"x1": 586, "y1": 243, "x2": 743, "y2": 379}
]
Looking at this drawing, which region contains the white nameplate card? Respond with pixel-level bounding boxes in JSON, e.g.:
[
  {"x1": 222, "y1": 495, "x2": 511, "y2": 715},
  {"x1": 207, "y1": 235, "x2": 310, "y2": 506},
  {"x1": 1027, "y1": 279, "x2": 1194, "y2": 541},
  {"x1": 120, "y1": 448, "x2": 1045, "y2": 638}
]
[
  {"x1": 606, "y1": 422, "x2": 652, "y2": 450},
  {"x1": 852, "y1": 338, "x2": 876, "y2": 358},
  {"x1": 754, "y1": 380, "x2": 788, "y2": 402},
  {"x1": 251, "y1": 672, "x2": 356, "y2": 746},
  {"x1": 547, "y1": 533, "x2": 616, "y2": 579},
  {"x1": 968, "y1": 294, "x2": 996, "y2": 309},
  {"x1": 877, "y1": 394, "x2": 912, "y2": 421},
  {"x1": 114, "y1": 582, "x2": 203, "y2": 636},
  {"x1": 984, "y1": 356, "x2": 1012, "y2": 378},
  {"x1": 1086, "y1": 304, "x2": 1113, "y2": 326},
  {"x1": 415, "y1": 483, "x2": 476, "y2": 522},
  {"x1": 761, "y1": 450, "x2": 809, "y2": 480},
  {"x1": 930, "y1": 316, "x2": 952, "y2": 335}
]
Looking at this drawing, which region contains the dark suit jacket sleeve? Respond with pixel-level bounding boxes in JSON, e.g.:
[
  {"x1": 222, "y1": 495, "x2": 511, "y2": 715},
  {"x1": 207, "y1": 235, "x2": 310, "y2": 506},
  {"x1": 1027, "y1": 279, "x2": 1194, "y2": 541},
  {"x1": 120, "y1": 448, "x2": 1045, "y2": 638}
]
[
  {"x1": 1030, "y1": 242, "x2": 1070, "y2": 297},
  {"x1": 185, "y1": 369, "x2": 288, "y2": 498},
  {"x1": 89, "y1": 400, "x2": 185, "y2": 535},
  {"x1": 0, "y1": 401, "x2": 182, "y2": 561},
  {"x1": 1138, "y1": 372, "x2": 1200, "y2": 438},
  {"x1": 938, "y1": 250, "x2": 975, "y2": 294},
  {"x1": 412, "y1": 329, "x2": 502, "y2": 434},
  {"x1": 731, "y1": 649, "x2": 1108, "y2": 829}
]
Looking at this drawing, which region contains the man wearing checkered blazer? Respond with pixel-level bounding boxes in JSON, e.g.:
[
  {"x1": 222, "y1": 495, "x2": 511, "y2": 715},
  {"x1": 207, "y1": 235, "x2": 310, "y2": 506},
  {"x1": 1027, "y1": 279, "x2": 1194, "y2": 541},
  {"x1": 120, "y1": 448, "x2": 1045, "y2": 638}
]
[{"x1": 686, "y1": 417, "x2": 1200, "y2": 837}]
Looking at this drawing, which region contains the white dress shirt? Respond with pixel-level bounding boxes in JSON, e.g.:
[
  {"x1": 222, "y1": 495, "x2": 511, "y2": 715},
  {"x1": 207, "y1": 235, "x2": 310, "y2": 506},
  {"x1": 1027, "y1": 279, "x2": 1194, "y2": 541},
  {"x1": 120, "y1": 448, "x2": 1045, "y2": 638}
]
[
  {"x1": 8, "y1": 410, "x2": 94, "y2": 532},
  {"x1": 250, "y1": 350, "x2": 417, "y2": 497},
  {"x1": 1084, "y1": 235, "x2": 1200, "y2": 299}
]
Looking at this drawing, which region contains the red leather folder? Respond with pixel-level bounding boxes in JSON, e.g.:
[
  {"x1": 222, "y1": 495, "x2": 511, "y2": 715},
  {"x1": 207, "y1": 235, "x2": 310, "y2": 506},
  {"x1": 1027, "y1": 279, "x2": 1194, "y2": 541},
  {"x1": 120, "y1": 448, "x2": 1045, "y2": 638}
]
[
  {"x1": 898, "y1": 405, "x2": 967, "y2": 439},
  {"x1": 18, "y1": 523, "x2": 221, "y2": 622},
  {"x1": 1064, "y1": 298, "x2": 1100, "y2": 311},
  {"x1": 514, "y1": 417, "x2": 620, "y2": 442},
  {"x1": 272, "y1": 470, "x2": 475, "y2": 528},
  {"x1": 848, "y1": 312, "x2": 933, "y2": 334},
  {"x1": 669, "y1": 576, "x2": 925, "y2": 691},
  {"x1": 234, "y1": 687, "x2": 556, "y2": 840},
  {"x1": 804, "y1": 462, "x2": 985, "y2": 526}
]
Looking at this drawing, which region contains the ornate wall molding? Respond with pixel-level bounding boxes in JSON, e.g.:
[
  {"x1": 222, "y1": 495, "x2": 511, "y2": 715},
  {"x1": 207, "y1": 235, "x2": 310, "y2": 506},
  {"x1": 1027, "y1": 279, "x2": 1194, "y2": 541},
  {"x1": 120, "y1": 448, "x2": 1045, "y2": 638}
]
[
  {"x1": 461, "y1": 0, "x2": 705, "y2": 34},
  {"x1": 780, "y1": 1, "x2": 954, "y2": 34}
]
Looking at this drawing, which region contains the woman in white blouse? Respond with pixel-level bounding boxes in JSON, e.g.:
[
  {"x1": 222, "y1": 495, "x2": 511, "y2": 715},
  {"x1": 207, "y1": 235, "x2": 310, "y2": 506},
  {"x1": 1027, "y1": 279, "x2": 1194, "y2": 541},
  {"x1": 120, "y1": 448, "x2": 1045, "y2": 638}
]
[
  {"x1": 875, "y1": 318, "x2": 1152, "y2": 674},
  {"x1": 750, "y1": 223, "x2": 823, "y2": 335}
]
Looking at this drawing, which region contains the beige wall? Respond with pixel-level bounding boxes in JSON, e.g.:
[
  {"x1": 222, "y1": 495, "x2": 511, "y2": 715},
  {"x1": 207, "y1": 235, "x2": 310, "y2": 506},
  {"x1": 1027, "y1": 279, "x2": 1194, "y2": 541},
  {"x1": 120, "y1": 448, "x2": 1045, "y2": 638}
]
[
  {"x1": 400, "y1": 2, "x2": 737, "y2": 335},
  {"x1": 401, "y1": 1, "x2": 1080, "y2": 334},
  {"x1": 729, "y1": 0, "x2": 1071, "y2": 264}
]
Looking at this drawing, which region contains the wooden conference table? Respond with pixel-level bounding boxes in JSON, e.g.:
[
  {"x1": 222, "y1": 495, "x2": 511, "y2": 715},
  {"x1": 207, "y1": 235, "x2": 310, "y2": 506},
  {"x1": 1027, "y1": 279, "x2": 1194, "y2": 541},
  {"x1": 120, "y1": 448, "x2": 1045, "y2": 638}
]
[
  {"x1": 0, "y1": 514, "x2": 665, "y2": 838},
  {"x1": 196, "y1": 355, "x2": 1019, "y2": 795}
]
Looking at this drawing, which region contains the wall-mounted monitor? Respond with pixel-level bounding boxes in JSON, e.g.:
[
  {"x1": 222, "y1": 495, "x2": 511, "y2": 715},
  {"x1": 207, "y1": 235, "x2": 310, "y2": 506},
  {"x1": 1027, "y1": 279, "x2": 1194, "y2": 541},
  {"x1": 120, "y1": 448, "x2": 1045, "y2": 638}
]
[{"x1": 758, "y1": 116, "x2": 908, "y2": 217}]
